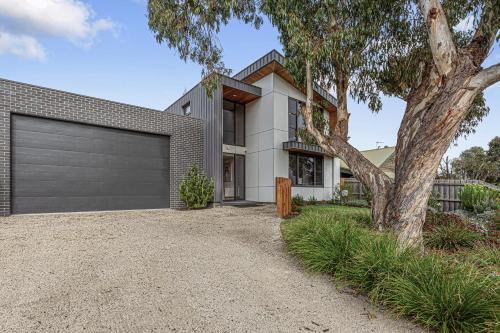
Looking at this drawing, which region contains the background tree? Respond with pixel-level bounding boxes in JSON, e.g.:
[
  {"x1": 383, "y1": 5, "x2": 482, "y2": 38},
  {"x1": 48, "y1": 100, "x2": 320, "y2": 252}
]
[
  {"x1": 452, "y1": 136, "x2": 500, "y2": 184},
  {"x1": 148, "y1": 0, "x2": 500, "y2": 247},
  {"x1": 486, "y1": 136, "x2": 500, "y2": 184},
  {"x1": 452, "y1": 147, "x2": 492, "y2": 180},
  {"x1": 437, "y1": 156, "x2": 454, "y2": 179}
]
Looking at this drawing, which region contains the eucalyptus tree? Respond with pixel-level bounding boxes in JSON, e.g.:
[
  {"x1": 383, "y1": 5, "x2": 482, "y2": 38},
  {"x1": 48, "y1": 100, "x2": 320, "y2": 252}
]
[{"x1": 148, "y1": 0, "x2": 500, "y2": 247}]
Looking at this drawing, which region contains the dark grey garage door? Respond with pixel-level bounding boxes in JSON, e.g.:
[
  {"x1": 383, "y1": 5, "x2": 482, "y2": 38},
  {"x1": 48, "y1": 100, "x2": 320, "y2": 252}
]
[{"x1": 11, "y1": 115, "x2": 170, "y2": 214}]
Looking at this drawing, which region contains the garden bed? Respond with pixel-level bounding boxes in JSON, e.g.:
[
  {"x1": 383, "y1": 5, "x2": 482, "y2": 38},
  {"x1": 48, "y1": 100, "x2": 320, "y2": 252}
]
[{"x1": 281, "y1": 205, "x2": 499, "y2": 333}]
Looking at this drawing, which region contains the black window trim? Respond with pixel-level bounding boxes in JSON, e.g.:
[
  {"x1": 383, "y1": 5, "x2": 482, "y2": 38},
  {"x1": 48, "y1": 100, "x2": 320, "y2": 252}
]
[
  {"x1": 289, "y1": 152, "x2": 324, "y2": 187},
  {"x1": 223, "y1": 99, "x2": 245, "y2": 147},
  {"x1": 182, "y1": 102, "x2": 191, "y2": 116},
  {"x1": 288, "y1": 96, "x2": 327, "y2": 142}
]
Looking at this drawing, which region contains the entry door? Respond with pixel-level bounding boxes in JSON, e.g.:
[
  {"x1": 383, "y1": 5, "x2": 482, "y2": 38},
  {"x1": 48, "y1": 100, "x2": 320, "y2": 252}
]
[{"x1": 223, "y1": 154, "x2": 245, "y2": 200}]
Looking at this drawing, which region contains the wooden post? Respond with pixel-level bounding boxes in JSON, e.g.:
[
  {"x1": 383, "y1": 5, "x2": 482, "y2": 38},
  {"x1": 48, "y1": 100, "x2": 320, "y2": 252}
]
[{"x1": 276, "y1": 177, "x2": 292, "y2": 218}]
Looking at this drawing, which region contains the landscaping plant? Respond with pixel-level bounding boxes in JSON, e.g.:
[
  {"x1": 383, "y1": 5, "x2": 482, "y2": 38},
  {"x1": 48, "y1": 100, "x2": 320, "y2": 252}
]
[
  {"x1": 282, "y1": 205, "x2": 499, "y2": 332},
  {"x1": 179, "y1": 165, "x2": 214, "y2": 209},
  {"x1": 427, "y1": 190, "x2": 443, "y2": 212},
  {"x1": 424, "y1": 223, "x2": 483, "y2": 251},
  {"x1": 292, "y1": 194, "x2": 305, "y2": 207},
  {"x1": 307, "y1": 196, "x2": 318, "y2": 205},
  {"x1": 459, "y1": 184, "x2": 499, "y2": 214},
  {"x1": 291, "y1": 194, "x2": 305, "y2": 213}
]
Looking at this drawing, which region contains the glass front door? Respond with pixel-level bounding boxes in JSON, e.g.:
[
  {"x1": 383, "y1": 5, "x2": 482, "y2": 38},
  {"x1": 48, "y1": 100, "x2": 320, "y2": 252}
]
[{"x1": 223, "y1": 154, "x2": 245, "y2": 201}]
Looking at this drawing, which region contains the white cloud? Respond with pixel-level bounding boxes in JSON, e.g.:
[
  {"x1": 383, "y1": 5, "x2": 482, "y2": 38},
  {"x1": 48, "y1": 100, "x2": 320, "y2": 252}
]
[
  {"x1": 0, "y1": 0, "x2": 116, "y2": 60},
  {"x1": 0, "y1": 30, "x2": 46, "y2": 60}
]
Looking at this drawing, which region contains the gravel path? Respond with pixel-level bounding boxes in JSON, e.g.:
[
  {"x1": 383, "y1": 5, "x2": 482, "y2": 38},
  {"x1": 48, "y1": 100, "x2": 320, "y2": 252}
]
[{"x1": 0, "y1": 206, "x2": 421, "y2": 332}]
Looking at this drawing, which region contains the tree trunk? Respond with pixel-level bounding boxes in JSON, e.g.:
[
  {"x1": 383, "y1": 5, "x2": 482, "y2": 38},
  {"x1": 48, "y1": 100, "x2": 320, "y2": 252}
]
[
  {"x1": 301, "y1": 47, "x2": 497, "y2": 248},
  {"x1": 334, "y1": 69, "x2": 349, "y2": 140},
  {"x1": 383, "y1": 60, "x2": 482, "y2": 247}
]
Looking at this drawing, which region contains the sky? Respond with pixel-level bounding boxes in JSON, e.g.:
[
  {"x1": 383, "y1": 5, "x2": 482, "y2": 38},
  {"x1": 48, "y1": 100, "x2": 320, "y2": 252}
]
[{"x1": 0, "y1": 0, "x2": 498, "y2": 160}]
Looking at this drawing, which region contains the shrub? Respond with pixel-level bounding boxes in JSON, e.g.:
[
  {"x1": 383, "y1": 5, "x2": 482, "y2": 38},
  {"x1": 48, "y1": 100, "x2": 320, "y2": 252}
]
[
  {"x1": 427, "y1": 189, "x2": 442, "y2": 211},
  {"x1": 379, "y1": 255, "x2": 499, "y2": 333},
  {"x1": 459, "y1": 184, "x2": 499, "y2": 214},
  {"x1": 343, "y1": 234, "x2": 416, "y2": 297},
  {"x1": 282, "y1": 205, "x2": 500, "y2": 332},
  {"x1": 307, "y1": 196, "x2": 318, "y2": 205},
  {"x1": 424, "y1": 223, "x2": 483, "y2": 251},
  {"x1": 332, "y1": 183, "x2": 351, "y2": 205},
  {"x1": 179, "y1": 165, "x2": 214, "y2": 209},
  {"x1": 282, "y1": 213, "x2": 365, "y2": 274},
  {"x1": 454, "y1": 245, "x2": 500, "y2": 273},
  {"x1": 292, "y1": 194, "x2": 305, "y2": 207}
]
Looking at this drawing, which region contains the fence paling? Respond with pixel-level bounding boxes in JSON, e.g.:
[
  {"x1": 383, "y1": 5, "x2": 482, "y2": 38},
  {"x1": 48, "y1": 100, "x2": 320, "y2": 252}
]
[
  {"x1": 276, "y1": 177, "x2": 292, "y2": 218},
  {"x1": 341, "y1": 178, "x2": 496, "y2": 212}
]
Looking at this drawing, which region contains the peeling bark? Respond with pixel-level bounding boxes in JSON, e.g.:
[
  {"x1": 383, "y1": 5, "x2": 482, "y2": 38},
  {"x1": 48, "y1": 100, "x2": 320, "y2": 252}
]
[
  {"x1": 383, "y1": 58, "x2": 481, "y2": 247},
  {"x1": 334, "y1": 69, "x2": 349, "y2": 140},
  {"x1": 419, "y1": 0, "x2": 457, "y2": 76}
]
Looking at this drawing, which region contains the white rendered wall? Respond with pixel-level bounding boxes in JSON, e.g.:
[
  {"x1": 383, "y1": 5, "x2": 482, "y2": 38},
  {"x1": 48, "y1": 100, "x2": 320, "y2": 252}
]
[
  {"x1": 245, "y1": 74, "x2": 275, "y2": 202},
  {"x1": 245, "y1": 73, "x2": 341, "y2": 202}
]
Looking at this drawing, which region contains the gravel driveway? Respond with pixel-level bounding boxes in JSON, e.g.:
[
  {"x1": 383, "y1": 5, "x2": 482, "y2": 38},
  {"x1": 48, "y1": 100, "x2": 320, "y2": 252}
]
[{"x1": 0, "y1": 206, "x2": 421, "y2": 332}]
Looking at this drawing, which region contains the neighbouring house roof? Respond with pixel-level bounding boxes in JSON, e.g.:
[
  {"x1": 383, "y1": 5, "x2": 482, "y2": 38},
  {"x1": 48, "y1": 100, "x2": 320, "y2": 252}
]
[{"x1": 340, "y1": 146, "x2": 396, "y2": 178}]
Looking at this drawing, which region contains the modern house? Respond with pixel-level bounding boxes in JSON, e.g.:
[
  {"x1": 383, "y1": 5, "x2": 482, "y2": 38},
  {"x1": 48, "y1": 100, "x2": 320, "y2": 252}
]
[
  {"x1": 0, "y1": 50, "x2": 340, "y2": 216},
  {"x1": 165, "y1": 50, "x2": 341, "y2": 203}
]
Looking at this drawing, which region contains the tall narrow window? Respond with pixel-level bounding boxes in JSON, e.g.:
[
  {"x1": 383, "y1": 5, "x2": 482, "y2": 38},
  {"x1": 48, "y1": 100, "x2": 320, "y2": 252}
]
[
  {"x1": 182, "y1": 102, "x2": 191, "y2": 116},
  {"x1": 223, "y1": 100, "x2": 245, "y2": 146},
  {"x1": 288, "y1": 97, "x2": 304, "y2": 141}
]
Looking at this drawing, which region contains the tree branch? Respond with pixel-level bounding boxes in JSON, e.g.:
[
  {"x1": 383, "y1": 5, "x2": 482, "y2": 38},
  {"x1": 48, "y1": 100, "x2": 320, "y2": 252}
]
[
  {"x1": 419, "y1": 0, "x2": 457, "y2": 77},
  {"x1": 466, "y1": 0, "x2": 500, "y2": 64},
  {"x1": 469, "y1": 63, "x2": 500, "y2": 90},
  {"x1": 301, "y1": 60, "x2": 392, "y2": 194}
]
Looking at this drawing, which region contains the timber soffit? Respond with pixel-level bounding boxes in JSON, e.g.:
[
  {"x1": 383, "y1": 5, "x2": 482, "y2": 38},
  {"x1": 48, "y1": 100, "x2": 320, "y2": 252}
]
[
  {"x1": 233, "y1": 50, "x2": 338, "y2": 108},
  {"x1": 165, "y1": 50, "x2": 337, "y2": 111},
  {"x1": 164, "y1": 74, "x2": 261, "y2": 112}
]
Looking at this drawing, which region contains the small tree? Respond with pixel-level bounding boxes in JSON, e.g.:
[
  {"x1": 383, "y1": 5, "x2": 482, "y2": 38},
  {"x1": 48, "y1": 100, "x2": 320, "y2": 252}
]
[{"x1": 179, "y1": 165, "x2": 214, "y2": 209}]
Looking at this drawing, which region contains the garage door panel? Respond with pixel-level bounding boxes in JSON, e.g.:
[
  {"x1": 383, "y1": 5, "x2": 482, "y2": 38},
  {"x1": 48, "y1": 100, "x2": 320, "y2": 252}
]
[
  {"x1": 13, "y1": 180, "x2": 169, "y2": 197},
  {"x1": 11, "y1": 115, "x2": 171, "y2": 214},
  {"x1": 14, "y1": 116, "x2": 96, "y2": 138},
  {"x1": 13, "y1": 196, "x2": 169, "y2": 214},
  {"x1": 13, "y1": 164, "x2": 169, "y2": 183},
  {"x1": 13, "y1": 147, "x2": 169, "y2": 171},
  {"x1": 13, "y1": 130, "x2": 170, "y2": 159}
]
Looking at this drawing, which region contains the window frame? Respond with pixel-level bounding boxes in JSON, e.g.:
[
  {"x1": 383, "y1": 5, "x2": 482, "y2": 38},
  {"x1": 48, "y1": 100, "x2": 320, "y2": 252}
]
[
  {"x1": 288, "y1": 97, "x2": 306, "y2": 141},
  {"x1": 288, "y1": 152, "x2": 324, "y2": 187},
  {"x1": 223, "y1": 99, "x2": 245, "y2": 147},
  {"x1": 182, "y1": 102, "x2": 191, "y2": 116}
]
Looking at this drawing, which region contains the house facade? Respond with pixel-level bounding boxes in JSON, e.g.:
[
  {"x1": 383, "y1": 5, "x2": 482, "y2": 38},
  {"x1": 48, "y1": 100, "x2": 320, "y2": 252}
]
[
  {"x1": 0, "y1": 50, "x2": 340, "y2": 216},
  {"x1": 166, "y1": 50, "x2": 341, "y2": 203}
]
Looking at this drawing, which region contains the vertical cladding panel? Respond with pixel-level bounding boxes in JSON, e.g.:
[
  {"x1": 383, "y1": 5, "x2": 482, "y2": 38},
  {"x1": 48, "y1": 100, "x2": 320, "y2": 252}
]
[
  {"x1": 165, "y1": 84, "x2": 224, "y2": 203},
  {"x1": 0, "y1": 78, "x2": 204, "y2": 215}
]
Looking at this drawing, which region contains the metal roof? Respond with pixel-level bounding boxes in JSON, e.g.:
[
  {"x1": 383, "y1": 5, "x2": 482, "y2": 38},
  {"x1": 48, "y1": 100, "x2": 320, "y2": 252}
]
[{"x1": 233, "y1": 50, "x2": 337, "y2": 107}]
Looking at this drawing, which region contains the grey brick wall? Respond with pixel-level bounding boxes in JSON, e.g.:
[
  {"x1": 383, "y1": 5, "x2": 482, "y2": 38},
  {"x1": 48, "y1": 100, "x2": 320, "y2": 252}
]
[{"x1": 0, "y1": 78, "x2": 205, "y2": 215}]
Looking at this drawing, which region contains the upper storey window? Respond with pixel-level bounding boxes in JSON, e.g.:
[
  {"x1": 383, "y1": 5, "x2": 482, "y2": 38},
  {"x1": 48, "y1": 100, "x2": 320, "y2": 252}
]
[
  {"x1": 288, "y1": 97, "x2": 305, "y2": 141},
  {"x1": 223, "y1": 100, "x2": 245, "y2": 146},
  {"x1": 182, "y1": 102, "x2": 191, "y2": 116}
]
